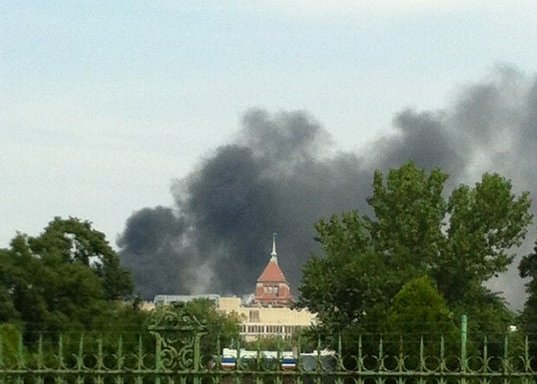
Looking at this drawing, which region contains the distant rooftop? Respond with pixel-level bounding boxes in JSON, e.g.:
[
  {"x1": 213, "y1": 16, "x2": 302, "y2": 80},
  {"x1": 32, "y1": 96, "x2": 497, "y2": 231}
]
[
  {"x1": 257, "y1": 260, "x2": 288, "y2": 283},
  {"x1": 153, "y1": 294, "x2": 220, "y2": 305}
]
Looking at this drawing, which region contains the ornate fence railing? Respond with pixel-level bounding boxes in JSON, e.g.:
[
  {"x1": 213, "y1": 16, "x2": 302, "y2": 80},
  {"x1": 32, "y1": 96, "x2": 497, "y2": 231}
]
[{"x1": 0, "y1": 310, "x2": 536, "y2": 384}]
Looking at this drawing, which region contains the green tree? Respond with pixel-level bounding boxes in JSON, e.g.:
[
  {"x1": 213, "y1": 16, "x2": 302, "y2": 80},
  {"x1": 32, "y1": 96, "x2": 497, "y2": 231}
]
[
  {"x1": 436, "y1": 174, "x2": 531, "y2": 304},
  {"x1": 298, "y1": 163, "x2": 531, "y2": 341},
  {"x1": 384, "y1": 276, "x2": 458, "y2": 361},
  {"x1": 0, "y1": 324, "x2": 23, "y2": 366},
  {"x1": 152, "y1": 299, "x2": 241, "y2": 358},
  {"x1": 29, "y1": 217, "x2": 133, "y2": 299},
  {"x1": 242, "y1": 335, "x2": 296, "y2": 351},
  {"x1": 368, "y1": 164, "x2": 448, "y2": 282},
  {"x1": 518, "y1": 241, "x2": 537, "y2": 370},
  {"x1": 0, "y1": 217, "x2": 135, "y2": 336},
  {"x1": 385, "y1": 276, "x2": 455, "y2": 335},
  {"x1": 299, "y1": 214, "x2": 390, "y2": 333},
  {"x1": 0, "y1": 249, "x2": 20, "y2": 322},
  {"x1": 519, "y1": 241, "x2": 537, "y2": 335},
  {"x1": 182, "y1": 298, "x2": 242, "y2": 353}
]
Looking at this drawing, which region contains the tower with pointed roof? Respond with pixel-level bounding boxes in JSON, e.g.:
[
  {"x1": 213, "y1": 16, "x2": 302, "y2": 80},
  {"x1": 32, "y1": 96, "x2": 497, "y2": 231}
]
[{"x1": 253, "y1": 233, "x2": 293, "y2": 307}]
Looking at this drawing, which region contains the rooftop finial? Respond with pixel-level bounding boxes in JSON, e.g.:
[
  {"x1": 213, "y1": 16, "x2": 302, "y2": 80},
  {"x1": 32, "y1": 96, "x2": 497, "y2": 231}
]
[{"x1": 271, "y1": 232, "x2": 278, "y2": 262}]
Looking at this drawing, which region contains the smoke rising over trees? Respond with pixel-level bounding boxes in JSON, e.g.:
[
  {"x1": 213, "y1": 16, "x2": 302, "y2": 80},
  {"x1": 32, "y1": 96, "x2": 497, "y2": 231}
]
[
  {"x1": 297, "y1": 163, "x2": 531, "y2": 344},
  {"x1": 119, "y1": 66, "x2": 537, "y2": 307}
]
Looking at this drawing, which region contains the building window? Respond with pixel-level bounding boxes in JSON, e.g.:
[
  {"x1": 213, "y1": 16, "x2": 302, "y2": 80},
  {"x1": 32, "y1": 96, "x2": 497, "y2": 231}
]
[{"x1": 249, "y1": 310, "x2": 260, "y2": 323}]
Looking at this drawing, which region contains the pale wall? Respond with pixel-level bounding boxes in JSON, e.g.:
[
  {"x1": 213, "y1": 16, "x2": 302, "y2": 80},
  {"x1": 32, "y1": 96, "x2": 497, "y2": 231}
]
[{"x1": 218, "y1": 297, "x2": 316, "y2": 341}]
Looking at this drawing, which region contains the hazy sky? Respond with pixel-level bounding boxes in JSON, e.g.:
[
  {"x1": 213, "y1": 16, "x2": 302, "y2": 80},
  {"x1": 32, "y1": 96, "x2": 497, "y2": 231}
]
[{"x1": 2, "y1": 1, "x2": 537, "y2": 247}]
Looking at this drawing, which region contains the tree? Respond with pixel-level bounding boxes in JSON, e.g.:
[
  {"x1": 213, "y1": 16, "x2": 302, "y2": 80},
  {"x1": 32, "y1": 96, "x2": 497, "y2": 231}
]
[
  {"x1": 242, "y1": 335, "x2": 294, "y2": 351},
  {"x1": 518, "y1": 241, "x2": 537, "y2": 337},
  {"x1": 182, "y1": 299, "x2": 242, "y2": 353},
  {"x1": 384, "y1": 276, "x2": 458, "y2": 360},
  {"x1": 0, "y1": 250, "x2": 21, "y2": 322},
  {"x1": 0, "y1": 324, "x2": 22, "y2": 365},
  {"x1": 385, "y1": 276, "x2": 455, "y2": 336},
  {"x1": 297, "y1": 163, "x2": 531, "y2": 340},
  {"x1": 0, "y1": 217, "x2": 135, "y2": 335},
  {"x1": 368, "y1": 164, "x2": 448, "y2": 282},
  {"x1": 517, "y1": 242, "x2": 537, "y2": 371},
  {"x1": 152, "y1": 298, "x2": 241, "y2": 359},
  {"x1": 30, "y1": 217, "x2": 133, "y2": 299},
  {"x1": 299, "y1": 214, "x2": 391, "y2": 333},
  {"x1": 435, "y1": 174, "x2": 532, "y2": 304}
]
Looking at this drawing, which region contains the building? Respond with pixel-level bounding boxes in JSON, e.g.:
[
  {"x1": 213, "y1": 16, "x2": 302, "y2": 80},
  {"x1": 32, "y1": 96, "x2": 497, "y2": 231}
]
[
  {"x1": 154, "y1": 294, "x2": 220, "y2": 305},
  {"x1": 252, "y1": 233, "x2": 293, "y2": 307},
  {"x1": 150, "y1": 234, "x2": 316, "y2": 340},
  {"x1": 219, "y1": 296, "x2": 315, "y2": 340},
  {"x1": 218, "y1": 234, "x2": 316, "y2": 340},
  {"x1": 142, "y1": 294, "x2": 220, "y2": 311}
]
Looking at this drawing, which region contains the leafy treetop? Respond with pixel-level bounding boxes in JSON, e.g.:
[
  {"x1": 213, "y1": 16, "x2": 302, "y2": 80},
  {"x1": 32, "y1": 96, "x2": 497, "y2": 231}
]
[
  {"x1": 0, "y1": 217, "x2": 134, "y2": 334},
  {"x1": 298, "y1": 163, "x2": 531, "y2": 338}
]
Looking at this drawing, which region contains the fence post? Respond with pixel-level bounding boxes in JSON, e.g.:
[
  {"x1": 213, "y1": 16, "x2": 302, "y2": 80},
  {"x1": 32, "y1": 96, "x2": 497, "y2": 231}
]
[
  {"x1": 461, "y1": 314, "x2": 468, "y2": 373},
  {"x1": 149, "y1": 306, "x2": 208, "y2": 381},
  {"x1": 155, "y1": 332, "x2": 162, "y2": 384}
]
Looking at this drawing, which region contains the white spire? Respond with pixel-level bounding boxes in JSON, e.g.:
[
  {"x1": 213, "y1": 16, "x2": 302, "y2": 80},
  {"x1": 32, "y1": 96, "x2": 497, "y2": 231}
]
[{"x1": 270, "y1": 232, "x2": 278, "y2": 263}]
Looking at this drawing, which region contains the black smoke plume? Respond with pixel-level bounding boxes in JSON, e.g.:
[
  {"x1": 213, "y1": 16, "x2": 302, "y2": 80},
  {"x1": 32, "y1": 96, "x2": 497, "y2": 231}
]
[{"x1": 119, "y1": 66, "x2": 537, "y2": 309}]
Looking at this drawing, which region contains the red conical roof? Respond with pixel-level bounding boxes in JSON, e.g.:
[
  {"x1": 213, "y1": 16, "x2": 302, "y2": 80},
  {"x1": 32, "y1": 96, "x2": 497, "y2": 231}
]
[
  {"x1": 257, "y1": 260, "x2": 288, "y2": 283},
  {"x1": 253, "y1": 234, "x2": 293, "y2": 307}
]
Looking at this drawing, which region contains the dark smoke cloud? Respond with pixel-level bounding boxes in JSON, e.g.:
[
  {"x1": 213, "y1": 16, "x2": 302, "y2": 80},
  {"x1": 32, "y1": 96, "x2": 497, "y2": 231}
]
[
  {"x1": 377, "y1": 110, "x2": 460, "y2": 174},
  {"x1": 119, "y1": 65, "x2": 537, "y2": 309},
  {"x1": 120, "y1": 110, "x2": 370, "y2": 298}
]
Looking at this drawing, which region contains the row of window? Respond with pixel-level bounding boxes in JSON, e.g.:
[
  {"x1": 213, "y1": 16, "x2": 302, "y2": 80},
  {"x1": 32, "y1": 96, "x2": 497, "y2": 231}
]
[
  {"x1": 240, "y1": 325, "x2": 303, "y2": 335},
  {"x1": 263, "y1": 286, "x2": 279, "y2": 295}
]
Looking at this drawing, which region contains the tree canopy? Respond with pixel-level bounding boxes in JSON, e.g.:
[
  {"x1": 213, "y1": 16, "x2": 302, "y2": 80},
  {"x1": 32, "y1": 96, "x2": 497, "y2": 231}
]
[
  {"x1": 519, "y1": 241, "x2": 537, "y2": 333},
  {"x1": 517, "y1": 241, "x2": 537, "y2": 369},
  {"x1": 151, "y1": 298, "x2": 242, "y2": 358},
  {"x1": 297, "y1": 163, "x2": 532, "y2": 338},
  {"x1": 0, "y1": 217, "x2": 134, "y2": 335}
]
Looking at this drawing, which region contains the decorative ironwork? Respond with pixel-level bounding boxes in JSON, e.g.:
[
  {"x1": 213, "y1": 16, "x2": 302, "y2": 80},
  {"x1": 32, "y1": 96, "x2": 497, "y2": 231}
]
[
  {"x1": 148, "y1": 306, "x2": 208, "y2": 371},
  {"x1": 0, "y1": 318, "x2": 536, "y2": 384}
]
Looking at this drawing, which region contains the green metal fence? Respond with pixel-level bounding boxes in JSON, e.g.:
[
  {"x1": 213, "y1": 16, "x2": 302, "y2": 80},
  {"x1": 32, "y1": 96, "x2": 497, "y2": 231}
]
[{"x1": 0, "y1": 309, "x2": 536, "y2": 384}]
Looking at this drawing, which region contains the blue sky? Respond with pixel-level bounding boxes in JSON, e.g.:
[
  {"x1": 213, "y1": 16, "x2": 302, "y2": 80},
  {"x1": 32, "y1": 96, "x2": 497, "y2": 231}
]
[{"x1": 2, "y1": 1, "x2": 537, "y2": 246}]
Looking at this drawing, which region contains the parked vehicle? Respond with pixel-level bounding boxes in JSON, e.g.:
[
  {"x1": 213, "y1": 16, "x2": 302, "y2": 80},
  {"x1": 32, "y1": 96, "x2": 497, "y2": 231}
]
[{"x1": 217, "y1": 348, "x2": 335, "y2": 371}]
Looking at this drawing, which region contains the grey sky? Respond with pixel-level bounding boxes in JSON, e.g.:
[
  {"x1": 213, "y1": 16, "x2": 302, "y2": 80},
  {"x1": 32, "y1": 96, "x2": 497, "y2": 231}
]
[{"x1": 2, "y1": 2, "x2": 537, "y2": 304}]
